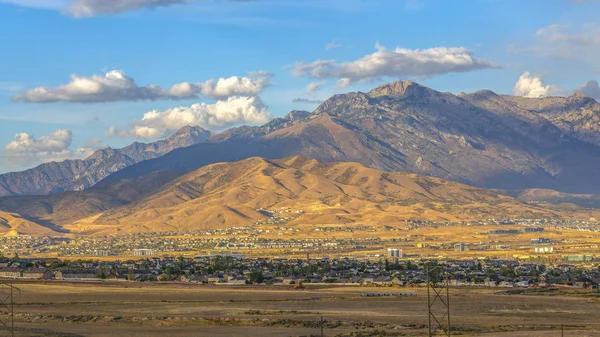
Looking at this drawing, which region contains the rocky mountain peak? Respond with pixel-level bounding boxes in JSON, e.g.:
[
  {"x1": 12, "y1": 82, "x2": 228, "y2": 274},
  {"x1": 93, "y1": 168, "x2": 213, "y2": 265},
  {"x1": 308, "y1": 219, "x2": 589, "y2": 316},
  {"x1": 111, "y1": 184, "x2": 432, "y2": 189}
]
[
  {"x1": 366, "y1": 80, "x2": 441, "y2": 100},
  {"x1": 459, "y1": 89, "x2": 500, "y2": 100},
  {"x1": 87, "y1": 147, "x2": 117, "y2": 161},
  {"x1": 283, "y1": 110, "x2": 311, "y2": 121},
  {"x1": 567, "y1": 92, "x2": 597, "y2": 105},
  {"x1": 168, "y1": 125, "x2": 212, "y2": 145}
]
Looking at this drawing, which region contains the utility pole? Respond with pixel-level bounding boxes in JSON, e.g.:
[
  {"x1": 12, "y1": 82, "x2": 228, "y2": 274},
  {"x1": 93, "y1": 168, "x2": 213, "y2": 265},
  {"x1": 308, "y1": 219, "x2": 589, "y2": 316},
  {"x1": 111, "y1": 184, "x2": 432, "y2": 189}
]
[
  {"x1": 320, "y1": 315, "x2": 324, "y2": 337},
  {"x1": 427, "y1": 265, "x2": 451, "y2": 337}
]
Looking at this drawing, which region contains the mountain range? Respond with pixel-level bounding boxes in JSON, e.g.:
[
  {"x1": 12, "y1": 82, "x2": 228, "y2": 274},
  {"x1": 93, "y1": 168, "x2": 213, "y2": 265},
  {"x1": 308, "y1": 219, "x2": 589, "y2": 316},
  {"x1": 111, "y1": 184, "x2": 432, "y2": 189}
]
[
  {"x1": 102, "y1": 80, "x2": 600, "y2": 195},
  {"x1": 0, "y1": 126, "x2": 211, "y2": 196},
  {"x1": 2, "y1": 80, "x2": 600, "y2": 235},
  {"x1": 2, "y1": 156, "x2": 591, "y2": 236},
  {"x1": 4, "y1": 80, "x2": 600, "y2": 197}
]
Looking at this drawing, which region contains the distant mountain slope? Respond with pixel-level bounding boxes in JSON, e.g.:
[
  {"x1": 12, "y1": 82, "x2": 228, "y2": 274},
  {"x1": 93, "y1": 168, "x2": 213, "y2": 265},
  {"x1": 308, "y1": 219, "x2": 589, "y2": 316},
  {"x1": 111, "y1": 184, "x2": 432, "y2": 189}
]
[
  {"x1": 0, "y1": 170, "x2": 181, "y2": 227},
  {"x1": 0, "y1": 211, "x2": 60, "y2": 236},
  {"x1": 501, "y1": 94, "x2": 600, "y2": 148},
  {"x1": 0, "y1": 126, "x2": 211, "y2": 196},
  {"x1": 0, "y1": 156, "x2": 578, "y2": 235},
  {"x1": 104, "y1": 81, "x2": 600, "y2": 194},
  {"x1": 500, "y1": 188, "x2": 600, "y2": 209}
]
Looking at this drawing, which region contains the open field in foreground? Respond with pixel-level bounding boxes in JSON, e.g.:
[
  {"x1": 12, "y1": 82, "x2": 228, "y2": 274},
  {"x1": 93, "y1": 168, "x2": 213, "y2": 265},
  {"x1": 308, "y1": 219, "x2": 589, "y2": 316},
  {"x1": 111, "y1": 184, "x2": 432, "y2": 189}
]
[{"x1": 1, "y1": 282, "x2": 600, "y2": 336}]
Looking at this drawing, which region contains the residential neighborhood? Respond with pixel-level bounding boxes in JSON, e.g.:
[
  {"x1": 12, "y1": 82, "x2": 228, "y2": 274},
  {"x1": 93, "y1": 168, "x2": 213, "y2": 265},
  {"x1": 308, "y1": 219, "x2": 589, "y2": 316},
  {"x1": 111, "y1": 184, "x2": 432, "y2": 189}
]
[{"x1": 0, "y1": 253, "x2": 598, "y2": 291}]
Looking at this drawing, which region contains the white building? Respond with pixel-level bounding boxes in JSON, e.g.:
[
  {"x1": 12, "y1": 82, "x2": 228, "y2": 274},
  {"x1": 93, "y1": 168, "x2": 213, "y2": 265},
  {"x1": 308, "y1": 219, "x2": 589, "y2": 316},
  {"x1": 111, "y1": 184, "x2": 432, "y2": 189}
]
[
  {"x1": 387, "y1": 248, "x2": 403, "y2": 259},
  {"x1": 133, "y1": 249, "x2": 154, "y2": 257},
  {"x1": 533, "y1": 246, "x2": 554, "y2": 253}
]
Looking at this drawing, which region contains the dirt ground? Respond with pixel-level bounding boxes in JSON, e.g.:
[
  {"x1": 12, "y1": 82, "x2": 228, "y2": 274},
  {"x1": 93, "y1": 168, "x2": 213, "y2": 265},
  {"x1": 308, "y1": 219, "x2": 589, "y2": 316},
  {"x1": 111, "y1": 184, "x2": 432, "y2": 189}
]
[{"x1": 0, "y1": 281, "x2": 599, "y2": 336}]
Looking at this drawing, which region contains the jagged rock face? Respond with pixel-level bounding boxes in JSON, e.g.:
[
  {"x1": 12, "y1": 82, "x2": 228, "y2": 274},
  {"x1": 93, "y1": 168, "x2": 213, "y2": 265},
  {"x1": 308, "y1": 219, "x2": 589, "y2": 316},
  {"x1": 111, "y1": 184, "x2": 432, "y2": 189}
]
[
  {"x1": 104, "y1": 81, "x2": 600, "y2": 194},
  {"x1": 0, "y1": 126, "x2": 211, "y2": 197},
  {"x1": 500, "y1": 94, "x2": 600, "y2": 147}
]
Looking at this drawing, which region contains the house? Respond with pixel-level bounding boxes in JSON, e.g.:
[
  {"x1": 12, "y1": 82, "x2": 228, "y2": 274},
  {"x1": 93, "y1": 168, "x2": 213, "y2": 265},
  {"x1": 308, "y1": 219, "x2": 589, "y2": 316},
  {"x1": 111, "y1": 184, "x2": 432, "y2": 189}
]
[
  {"x1": 514, "y1": 281, "x2": 530, "y2": 288},
  {"x1": 21, "y1": 268, "x2": 52, "y2": 280},
  {"x1": 54, "y1": 269, "x2": 98, "y2": 280},
  {"x1": 0, "y1": 267, "x2": 21, "y2": 279},
  {"x1": 178, "y1": 274, "x2": 203, "y2": 283},
  {"x1": 227, "y1": 277, "x2": 247, "y2": 285},
  {"x1": 198, "y1": 274, "x2": 220, "y2": 284},
  {"x1": 372, "y1": 276, "x2": 392, "y2": 285},
  {"x1": 277, "y1": 277, "x2": 298, "y2": 285}
]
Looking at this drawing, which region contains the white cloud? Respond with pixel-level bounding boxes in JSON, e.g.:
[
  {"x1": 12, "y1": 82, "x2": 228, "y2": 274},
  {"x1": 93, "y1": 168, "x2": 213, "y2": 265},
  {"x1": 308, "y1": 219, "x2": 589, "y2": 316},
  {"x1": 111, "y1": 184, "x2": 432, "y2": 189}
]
[
  {"x1": 513, "y1": 72, "x2": 600, "y2": 100},
  {"x1": 12, "y1": 70, "x2": 272, "y2": 103},
  {"x1": 66, "y1": 0, "x2": 188, "y2": 17},
  {"x1": 575, "y1": 80, "x2": 600, "y2": 100},
  {"x1": 305, "y1": 81, "x2": 325, "y2": 95},
  {"x1": 513, "y1": 72, "x2": 565, "y2": 98},
  {"x1": 171, "y1": 71, "x2": 273, "y2": 100},
  {"x1": 107, "y1": 96, "x2": 271, "y2": 139},
  {"x1": 291, "y1": 43, "x2": 499, "y2": 87},
  {"x1": 2, "y1": 129, "x2": 99, "y2": 168}
]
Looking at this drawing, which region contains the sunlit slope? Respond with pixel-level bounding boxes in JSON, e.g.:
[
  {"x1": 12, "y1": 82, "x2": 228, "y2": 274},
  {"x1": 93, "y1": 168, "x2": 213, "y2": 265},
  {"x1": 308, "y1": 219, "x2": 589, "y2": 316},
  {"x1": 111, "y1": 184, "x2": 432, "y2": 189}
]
[{"x1": 92, "y1": 156, "x2": 563, "y2": 233}]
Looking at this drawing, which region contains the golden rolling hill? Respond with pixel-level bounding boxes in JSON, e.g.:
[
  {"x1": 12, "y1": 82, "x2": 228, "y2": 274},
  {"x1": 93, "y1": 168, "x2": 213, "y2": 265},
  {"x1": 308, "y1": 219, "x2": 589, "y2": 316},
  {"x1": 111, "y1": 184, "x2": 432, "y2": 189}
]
[
  {"x1": 0, "y1": 211, "x2": 60, "y2": 236},
  {"x1": 81, "y1": 156, "x2": 579, "y2": 234},
  {"x1": 2, "y1": 156, "x2": 597, "y2": 236}
]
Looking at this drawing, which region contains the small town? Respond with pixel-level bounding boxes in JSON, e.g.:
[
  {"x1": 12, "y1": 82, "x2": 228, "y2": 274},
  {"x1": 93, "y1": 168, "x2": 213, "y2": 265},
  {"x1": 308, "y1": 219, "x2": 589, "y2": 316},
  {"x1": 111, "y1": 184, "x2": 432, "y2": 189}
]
[{"x1": 0, "y1": 251, "x2": 598, "y2": 290}]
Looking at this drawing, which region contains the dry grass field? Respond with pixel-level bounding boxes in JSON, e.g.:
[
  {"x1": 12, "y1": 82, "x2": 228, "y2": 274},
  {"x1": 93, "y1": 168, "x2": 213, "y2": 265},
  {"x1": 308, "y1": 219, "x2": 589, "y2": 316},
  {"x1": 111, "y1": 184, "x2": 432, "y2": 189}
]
[{"x1": 1, "y1": 282, "x2": 600, "y2": 336}]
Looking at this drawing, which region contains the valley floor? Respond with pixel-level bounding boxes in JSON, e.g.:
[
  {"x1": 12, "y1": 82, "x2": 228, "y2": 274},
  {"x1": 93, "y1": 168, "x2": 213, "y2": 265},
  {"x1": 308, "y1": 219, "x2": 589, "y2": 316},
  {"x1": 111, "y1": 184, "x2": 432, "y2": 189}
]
[{"x1": 2, "y1": 282, "x2": 600, "y2": 336}]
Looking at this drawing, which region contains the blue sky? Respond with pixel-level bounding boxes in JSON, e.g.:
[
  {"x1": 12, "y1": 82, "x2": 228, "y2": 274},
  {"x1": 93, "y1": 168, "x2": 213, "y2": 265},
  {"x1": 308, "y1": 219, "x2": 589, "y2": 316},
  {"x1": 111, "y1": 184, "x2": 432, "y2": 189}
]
[{"x1": 0, "y1": 0, "x2": 599, "y2": 173}]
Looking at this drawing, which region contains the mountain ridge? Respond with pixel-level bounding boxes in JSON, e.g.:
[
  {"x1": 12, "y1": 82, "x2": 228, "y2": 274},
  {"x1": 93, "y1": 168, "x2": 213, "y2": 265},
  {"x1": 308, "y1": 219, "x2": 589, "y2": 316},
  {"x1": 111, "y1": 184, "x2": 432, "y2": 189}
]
[
  {"x1": 4, "y1": 80, "x2": 600, "y2": 198},
  {"x1": 3, "y1": 156, "x2": 592, "y2": 236},
  {"x1": 0, "y1": 125, "x2": 211, "y2": 197},
  {"x1": 101, "y1": 80, "x2": 600, "y2": 195}
]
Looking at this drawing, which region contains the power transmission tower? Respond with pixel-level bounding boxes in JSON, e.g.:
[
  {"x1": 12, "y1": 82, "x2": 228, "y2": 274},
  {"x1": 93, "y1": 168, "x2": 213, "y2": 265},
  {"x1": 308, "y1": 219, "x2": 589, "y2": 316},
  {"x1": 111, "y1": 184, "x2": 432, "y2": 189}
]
[
  {"x1": 426, "y1": 265, "x2": 451, "y2": 337},
  {"x1": 0, "y1": 282, "x2": 20, "y2": 337}
]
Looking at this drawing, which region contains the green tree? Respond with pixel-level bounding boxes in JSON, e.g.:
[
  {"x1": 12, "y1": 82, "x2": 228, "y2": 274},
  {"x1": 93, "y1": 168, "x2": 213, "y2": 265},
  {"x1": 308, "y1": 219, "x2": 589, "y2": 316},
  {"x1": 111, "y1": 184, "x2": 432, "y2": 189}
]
[
  {"x1": 177, "y1": 255, "x2": 186, "y2": 270},
  {"x1": 247, "y1": 270, "x2": 264, "y2": 284}
]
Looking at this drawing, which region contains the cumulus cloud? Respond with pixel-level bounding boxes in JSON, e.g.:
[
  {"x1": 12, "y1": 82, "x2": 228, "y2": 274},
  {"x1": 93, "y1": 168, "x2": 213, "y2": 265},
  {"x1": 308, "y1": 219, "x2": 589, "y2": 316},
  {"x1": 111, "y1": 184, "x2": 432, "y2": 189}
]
[
  {"x1": 107, "y1": 96, "x2": 271, "y2": 139},
  {"x1": 513, "y1": 72, "x2": 600, "y2": 100},
  {"x1": 65, "y1": 0, "x2": 188, "y2": 17},
  {"x1": 170, "y1": 71, "x2": 273, "y2": 100},
  {"x1": 12, "y1": 70, "x2": 164, "y2": 103},
  {"x1": 291, "y1": 43, "x2": 499, "y2": 87},
  {"x1": 3, "y1": 129, "x2": 99, "y2": 168},
  {"x1": 292, "y1": 98, "x2": 323, "y2": 104},
  {"x1": 12, "y1": 70, "x2": 272, "y2": 103},
  {"x1": 575, "y1": 80, "x2": 600, "y2": 100},
  {"x1": 513, "y1": 72, "x2": 566, "y2": 98}
]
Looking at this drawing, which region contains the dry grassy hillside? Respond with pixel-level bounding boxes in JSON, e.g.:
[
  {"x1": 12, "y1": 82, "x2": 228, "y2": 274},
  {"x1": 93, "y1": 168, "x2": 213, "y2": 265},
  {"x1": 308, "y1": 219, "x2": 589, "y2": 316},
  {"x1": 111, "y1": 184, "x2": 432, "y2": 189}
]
[
  {"x1": 89, "y1": 156, "x2": 565, "y2": 234},
  {"x1": 0, "y1": 211, "x2": 60, "y2": 236},
  {"x1": 0, "y1": 170, "x2": 182, "y2": 228}
]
